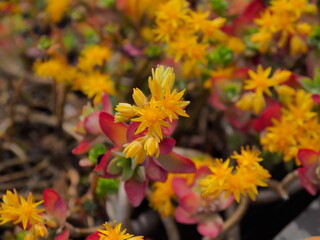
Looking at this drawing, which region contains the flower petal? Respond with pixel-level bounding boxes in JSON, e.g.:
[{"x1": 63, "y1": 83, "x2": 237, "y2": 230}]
[{"x1": 99, "y1": 112, "x2": 128, "y2": 146}]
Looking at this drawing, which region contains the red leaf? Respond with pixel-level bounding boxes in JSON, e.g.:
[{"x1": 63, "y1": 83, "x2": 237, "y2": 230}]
[
  {"x1": 253, "y1": 103, "x2": 281, "y2": 132},
  {"x1": 72, "y1": 138, "x2": 96, "y2": 155},
  {"x1": 94, "y1": 148, "x2": 119, "y2": 178},
  {"x1": 197, "y1": 217, "x2": 223, "y2": 238},
  {"x1": 156, "y1": 152, "x2": 196, "y2": 173},
  {"x1": 298, "y1": 149, "x2": 318, "y2": 167},
  {"x1": 55, "y1": 229, "x2": 70, "y2": 240},
  {"x1": 126, "y1": 122, "x2": 146, "y2": 142},
  {"x1": 99, "y1": 112, "x2": 128, "y2": 146},
  {"x1": 124, "y1": 178, "x2": 148, "y2": 207},
  {"x1": 43, "y1": 189, "x2": 67, "y2": 226},
  {"x1": 312, "y1": 94, "x2": 320, "y2": 104},
  {"x1": 159, "y1": 138, "x2": 176, "y2": 154},
  {"x1": 86, "y1": 232, "x2": 100, "y2": 240},
  {"x1": 146, "y1": 157, "x2": 168, "y2": 182}
]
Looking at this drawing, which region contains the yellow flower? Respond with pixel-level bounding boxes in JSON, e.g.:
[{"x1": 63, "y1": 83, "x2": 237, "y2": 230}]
[
  {"x1": 46, "y1": 0, "x2": 70, "y2": 23},
  {"x1": 78, "y1": 45, "x2": 111, "y2": 72},
  {"x1": 200, "y1": 151, "x2": 270, "y2": 203},
  {"x1": 80, "y1": 72, "x2": 115, "y2": 101},
  {"x1": 34, "y1": 57, "x2": 76, "y2": 83},
  {"x1": 238, "y1": 65, "x2": 291, "y2": 113},
  {"x1": 132, "y1": 102, "x2": 170, "y2": 139},
  {"x1": 149, "y1": 174, "x2": 176, "y2": 218},
  {"x1": 290, "y1": 35, "x2": 307, "y2": 56},
  {"x1": 0, "y1": 189, "x2": 47, "y2": 240},
  {"x1": 232, "y1": 146, "x2": 263, "y2": 167},
  {"x1": 98, "y1": 220, "x2": 144, "y2": 240}
]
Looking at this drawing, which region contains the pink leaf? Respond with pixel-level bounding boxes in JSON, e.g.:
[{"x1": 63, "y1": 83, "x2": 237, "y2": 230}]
[
  {"x1": 86, "y1": 232, "x2": 100, "y2": 240},
  {"x1": 146, "y1": 157, "x2": 168, "y2": 182},
  {"x1": 172, "y1": 177, "x2": 191, "y2": 199},
  {"x1": 101, "y1": 93, "x2": 113, "y2": 114},
  {"x1": 298, "y1": 149, "x2": 318, "y2": 167},
  {"x1": 124, "y1": 178, "x2": 148, "y2": 207},
  {"x1": 162, "y1": 119, "x2": 178, "y2": 136},
  {"x1": 84, "y1": 112, "x2": 103, "y2": 135},
  {"x1": 197, "y1": 217, "x2": 223, "y2": 238},
  {"x1": 99, "y1": 112, "x2": 128, "y2": 146},
  {"x1": 55, "y1": 229, "x2": 70, "y2": 240},
  {"x1": 43, "y1": 189, "x2": 67, "y2": 226},
  {"x1": 156, "y1": 152, "x2": 196, "y2": 173},
  {"x1": 195, "y1": 166, "x2": 211, "y2": 180},
  {"x1": 179, "y1": 192, "x2": 201, "y2": 213},
  {"x1": 159, "y1": 138, "x2": 176, "y2": 154},
  {"x1": 298, "y1": 168, "x2": 318, "y2": 196},
  {"x1": 175, "y1": 206, "x2": 198, "y2": 224},
  {"x1": 253, "y1": 104, "x2": 281, "y2": 132}
]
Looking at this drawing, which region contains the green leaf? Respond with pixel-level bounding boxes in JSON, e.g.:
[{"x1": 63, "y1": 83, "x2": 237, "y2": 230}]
[
  {"x1": 207, "y1": 46, "x2": 233, "y2": 67},
  {"x1": 107, "y1": 157, "x2": 122, "y2": 175},
  {"x1": 63, "y1": 31, "x2": 76, "y2": 51},
  {"x1": 37, "y1": 36, "x2": 54, "y2": 50},
  {"x1": 88, "y1": 144, "x2": 107, "y2": 164},
  {"x1": 96, "y1": 178, "x2": 119, "y2": 196},
  {"x1": 210, "y1": 0, "x2": 228, "y2": 16}
]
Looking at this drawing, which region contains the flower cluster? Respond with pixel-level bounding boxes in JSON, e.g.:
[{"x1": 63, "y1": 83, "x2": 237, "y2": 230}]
[
  {"x1": 115, "y1": 65, "x2": 189, "y2": 164},
  {"x1": 200, "y1": 147, "x2": 271, "y2": 202},
  {"x1": 34, "y1": 45, "x2": 115, "y2": 102},
  {"x1": 251, "y1": 0, "x2": 317, "y2": 55},
  {"x1": 260, "y1": 88, "x2": 320, "y2": 164},
  {"x1": 87, "y1": 220, "x2": 144, "y2": 240},
  {"x1": 236, "y1": 65, "x2": 291, "y2": 114},
  {"x1": 154, "y1": 0, "x2": 244, "y2": 77},
  {"x1": 46, "y1": 0, "x2": 71, "y2": 23},
  {"x1": 0, "y1": 189, "x2": 48, "y2": 240}
]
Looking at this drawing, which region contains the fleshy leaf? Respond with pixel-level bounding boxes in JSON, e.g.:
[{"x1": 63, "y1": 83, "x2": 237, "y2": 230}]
[
  {"x1": 179, "y1": 192, "x2": 201, "y2": 213},
  {"x1": 84, "y1": 112, "x2": 103, "y2": 135},
  {"x1": 298, "y1": 149, "x2": 318, "y2": 167},
  {"x1": 175, "y1": 206, "x2": 198, "y2": 224},
  {"x1": 99, "y1": 112, "x2": 128, "y2": 146},
  {"x1": 156, "y1": 152, "x2": 196, "y2": 173},
  {"x1": 101, "y1": 93, "x2": 113, "y2": 114},
  {"x1": 43, "y1": 189, "x2": 67, "y2": 226},
  {"x1": 159, "y1": 138, "x2": 176, "y2": 155},
  {"x1": 124, "y1": 178, "x2": 148, "y2": 207},
  {"x1": 85, "y1": 232, "x2": 100, "y2": 240},
  {"x1": 172, "y1": 177, "x2": 191, "y2": 199},
  {"x1": 94, "y1": 148, "x2": 120, "y2": 178},
  {"x1": 197, "y1": 217, "x2": 223, "y2": 238},
  {"x1": 253, "y1": 104, "x2": 281, "y2": 132},
  {"x1": 146, "y1": 157, "x2": 168, "y2": 182},
  {"x1": 72, "y1": 137, "x2": 96, "y2": 155},
  {"x1": 127, "y1": 122, "x2": 146, "y2": 142},
  {"x1": 298, "y1": 168, "x2": 318, "y2": 196},
  {"x1": 55, "y1": 229, "x2": 70, "y2": 240}
]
